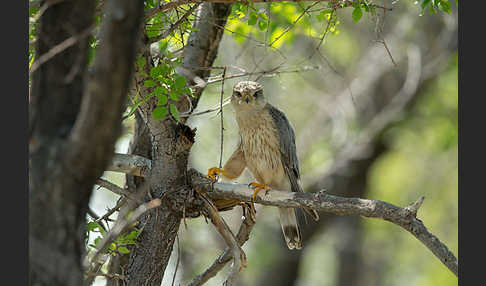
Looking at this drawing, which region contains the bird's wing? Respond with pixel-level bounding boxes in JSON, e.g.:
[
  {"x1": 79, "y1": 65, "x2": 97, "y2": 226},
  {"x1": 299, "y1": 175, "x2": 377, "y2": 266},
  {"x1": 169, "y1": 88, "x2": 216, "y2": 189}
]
[
  {"x1": 268, "y1": 104, "x2": 320, "y2": 221},
  {"x1": 266, "y1": 104, "x2": 302, "y2": 193}
]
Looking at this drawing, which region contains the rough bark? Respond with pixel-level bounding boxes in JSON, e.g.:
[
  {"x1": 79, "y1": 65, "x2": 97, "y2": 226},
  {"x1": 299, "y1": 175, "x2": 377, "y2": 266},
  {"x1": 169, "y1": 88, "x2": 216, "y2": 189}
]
[
  {"x1": 29, "y1": 1, "x2": 95, "y2": 284},
  {"x1": 121, "y1": 4, "x2": 233, "y2": 285},
  {"x1": 29, "y1": 0, "x2": 145, "y2": 285}
]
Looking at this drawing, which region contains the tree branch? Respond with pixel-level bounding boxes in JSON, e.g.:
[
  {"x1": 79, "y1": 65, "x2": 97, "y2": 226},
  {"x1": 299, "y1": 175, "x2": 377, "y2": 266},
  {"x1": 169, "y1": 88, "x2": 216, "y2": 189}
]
[
  {"x1": 197, "y1": 192, "x2": 247, "y2": 285},
  {"x1": 187, "y1": 203, "x2": 256, "y2": 286},
  {"x1": 65, "y1": 0, "x2": 145, "y2": 182},
  {"x1": 88, "y1": 198, "x2": 162, "y2": 267},
  {"x1": 100, "y1": 156, "x2": 458, "y2": 277},
  {"x1": 106, "y1": 153, "x2": 151, "y2": 177},
  {"x1": 146, "y1": 0, "x2": 330, "y2": 17},
  {"x1": 190, "y1": 171, "x2": 458, "y2": 277},
  {"x1": 147, "y1": 3, "x2": 200, "y2": 44}
]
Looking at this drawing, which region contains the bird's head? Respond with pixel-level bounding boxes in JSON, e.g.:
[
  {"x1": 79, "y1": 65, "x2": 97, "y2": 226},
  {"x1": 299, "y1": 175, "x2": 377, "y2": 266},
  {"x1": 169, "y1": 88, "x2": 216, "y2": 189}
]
[{"x1": 231, "y1": 81, "x2": 266, "y2": 113}]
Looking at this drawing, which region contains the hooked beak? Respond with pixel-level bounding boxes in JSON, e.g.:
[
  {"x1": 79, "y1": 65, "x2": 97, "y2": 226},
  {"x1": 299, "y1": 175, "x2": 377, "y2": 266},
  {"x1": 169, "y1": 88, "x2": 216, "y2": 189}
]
[{"x1": 242, "y1": 94, "x2": 252, "y2": 103}]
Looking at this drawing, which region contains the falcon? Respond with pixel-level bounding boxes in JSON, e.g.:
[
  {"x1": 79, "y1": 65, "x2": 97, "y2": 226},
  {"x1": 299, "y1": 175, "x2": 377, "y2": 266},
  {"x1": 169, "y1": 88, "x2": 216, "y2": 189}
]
[{"x1": 207, "y1": 81, "x2": 319, "y2": 250}]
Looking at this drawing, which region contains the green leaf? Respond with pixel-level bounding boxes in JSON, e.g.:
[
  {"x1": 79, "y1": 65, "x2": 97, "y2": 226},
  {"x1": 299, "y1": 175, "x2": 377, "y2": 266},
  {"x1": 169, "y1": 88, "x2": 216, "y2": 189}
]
[
  {"x1": 150, "y1": 65, "x2": 168, "y2": 78},
  {"x1": 127, "y1": 92, "x2": 156, "y2": 117},
  {"x1": 421, "y1": 0, "x2": 431, "y2": 9},
  {"x1": 316, "y1": 10, "x2": 332, "y2": 21},
  {"x1": 258, "y1": 20, "x2": 268, "y2": 31},
  {"x1": 169, "y1": 104, "x2": 180, "y2": 121},
  {"x1": 157, "y1": 94, "x2": 168, "y2": 106},
  {"x1": 169, "y1": 90, "x2": 180, "y2": 101},
  {"x1": 118, "y1": 247, "x2": 130, "y2": 254},
  {"x1": 87, "y1": 222, "x2": 99, "y2": 232},
  {"x1": 438, "y1": 0, "x2": 451, "y2": 13},
  {"x1": 352, "y1": 7, "x2": 363, "y2": 22},
  {"x1": 174, "y1": 75, "x2": 186, "y2": 90},
  {"x1": 182, "y1": 87, "x2": 193, "y2": 97},
  {"x1": 159, "y1": 40, "x2": 169, "y2": 53},
  {"x1": 125, "y1": 231, "x2": 139, "y2": 240},
  {"x1": 258, "y1": 12, "x2": 268, "y2": 21},
  {"x1": 248, "y1": 11, "x2": 258, "y2": 26},
  {"x1": 144, "y1": 80, "x2": 156, "y2": 88},
  {"x1": 109, "y1": 243, "x2": 116, "y2": 251},
  {"x1": 154, "y1": 86, "x2": 167, "y2": 96},
  {"x1": 153, "y1": 106, "x2": 168, "y2": 120}
]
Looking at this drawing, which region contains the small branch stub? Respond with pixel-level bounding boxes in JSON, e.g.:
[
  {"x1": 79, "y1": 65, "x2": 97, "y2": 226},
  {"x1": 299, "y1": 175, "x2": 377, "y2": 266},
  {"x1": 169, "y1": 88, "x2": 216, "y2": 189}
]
[{"x1": 405, "y1": 196, "x2": 425, "y2": 217}]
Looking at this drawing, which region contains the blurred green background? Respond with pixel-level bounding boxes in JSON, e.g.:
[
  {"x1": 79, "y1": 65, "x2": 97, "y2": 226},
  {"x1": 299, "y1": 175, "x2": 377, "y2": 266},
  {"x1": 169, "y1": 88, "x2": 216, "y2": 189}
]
[{"x1": 91, "y1": 1, "x2": 457, "y2": 285}]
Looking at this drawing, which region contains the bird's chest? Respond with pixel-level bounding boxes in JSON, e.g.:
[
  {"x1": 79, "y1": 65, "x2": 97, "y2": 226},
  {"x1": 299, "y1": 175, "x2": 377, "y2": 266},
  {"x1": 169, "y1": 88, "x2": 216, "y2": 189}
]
[{"x1": 236, "y1": 113, "x2": 283, "y2": 182}]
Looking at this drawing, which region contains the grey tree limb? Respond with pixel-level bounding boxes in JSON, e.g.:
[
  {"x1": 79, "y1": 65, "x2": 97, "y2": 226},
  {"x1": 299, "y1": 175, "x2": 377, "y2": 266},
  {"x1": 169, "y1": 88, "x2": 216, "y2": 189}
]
[
  {"x1": 100, "y1": 158, "x2": 458, "y2": 278},
  {"x1": 190, "y1": 173, "x2": 458, "y2": 277},
  {"x1": 106, "y1": 153, "x2": 152, "y2": 177}
]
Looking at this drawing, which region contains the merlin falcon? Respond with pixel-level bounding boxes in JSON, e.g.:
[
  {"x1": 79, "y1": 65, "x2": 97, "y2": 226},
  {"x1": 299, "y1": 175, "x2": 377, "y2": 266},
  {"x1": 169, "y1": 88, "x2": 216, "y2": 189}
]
[{"x1": 207, "y1": 81, "x2": 319, "y2": 250}]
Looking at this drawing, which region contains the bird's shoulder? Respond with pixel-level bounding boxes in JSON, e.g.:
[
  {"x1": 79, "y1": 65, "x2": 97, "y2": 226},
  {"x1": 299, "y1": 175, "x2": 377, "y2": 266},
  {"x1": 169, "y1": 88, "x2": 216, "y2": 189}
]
[
  {"x1": 264, "y1": 103, "x2": 295, "y2": 137},
  {"x1": 265, "y1": 104, "x2": 291, "y2": 126}
]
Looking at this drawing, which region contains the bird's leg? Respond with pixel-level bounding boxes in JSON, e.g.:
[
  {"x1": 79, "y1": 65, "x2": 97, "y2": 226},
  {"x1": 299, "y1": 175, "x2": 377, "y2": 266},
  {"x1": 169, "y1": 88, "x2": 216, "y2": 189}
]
[
  {"x1": 206, "y1": 167, "x2": 230, "y2": 181},
  {"x1": 248, "y1": 182, "x2": 270, "y2": 199}
]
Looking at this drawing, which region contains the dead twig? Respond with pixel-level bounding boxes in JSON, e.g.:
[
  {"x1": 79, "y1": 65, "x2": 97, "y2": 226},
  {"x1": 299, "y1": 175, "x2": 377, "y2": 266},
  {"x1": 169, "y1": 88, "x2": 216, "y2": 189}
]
[
  {"x1": 187, "y1": 203, "x2": 256, "y2": 286},
  {"x1": 197, "y1": 191, "x2": 247, "y2": 285},
  {"x1": 96, "y1": 178, "x2": 142, "y2": 204},
  {"x1": 88, "y1": 198, "x2": 162, "y2": 267}
]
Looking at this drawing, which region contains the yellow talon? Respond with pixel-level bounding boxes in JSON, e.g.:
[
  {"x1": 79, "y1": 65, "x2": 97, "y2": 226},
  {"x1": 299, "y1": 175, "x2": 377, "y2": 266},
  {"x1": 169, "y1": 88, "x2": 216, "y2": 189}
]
[
  {"x1": 248, "y1": 182, "x2": 270, "y2": 199},
  {"x1": 206, "y1": 167, "x2": 226, "y2": 181}
]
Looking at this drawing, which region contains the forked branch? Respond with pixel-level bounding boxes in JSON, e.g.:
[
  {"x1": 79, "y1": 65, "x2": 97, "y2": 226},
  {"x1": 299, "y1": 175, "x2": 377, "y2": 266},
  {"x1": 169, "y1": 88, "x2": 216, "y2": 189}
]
[
  {"x1": 197, "y1": 191, "x2": 248, "y2": 285},
  {"x1": 188, "y1": 203, "x2": 256, "y2": 286}
]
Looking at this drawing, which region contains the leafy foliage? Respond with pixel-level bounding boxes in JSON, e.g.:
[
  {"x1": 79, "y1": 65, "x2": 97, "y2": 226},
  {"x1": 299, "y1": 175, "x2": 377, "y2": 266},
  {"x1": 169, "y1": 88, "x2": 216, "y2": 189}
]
[
  {"x1": 86, "y1": 220, "x2": 140, "y2": 256},
  {"x1": 127, "y1": 52, "x2": 193, "y2": 121},
  {"x1": 415, "y1": 0, "x2": 453, "y2": 15}
]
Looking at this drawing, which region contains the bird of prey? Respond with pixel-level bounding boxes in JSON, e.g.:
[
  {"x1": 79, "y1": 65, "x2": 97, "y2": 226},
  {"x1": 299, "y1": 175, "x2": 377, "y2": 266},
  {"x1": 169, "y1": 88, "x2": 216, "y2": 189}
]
[{"x1": 207, "y1": 80, "x2": 319, "y2": 250}]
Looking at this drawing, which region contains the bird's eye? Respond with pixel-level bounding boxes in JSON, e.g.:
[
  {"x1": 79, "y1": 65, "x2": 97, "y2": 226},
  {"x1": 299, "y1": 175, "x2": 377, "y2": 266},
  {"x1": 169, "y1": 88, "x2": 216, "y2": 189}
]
[
  {"x1": 254, "y1": 90, "x2": 263, "y2": 98},
  {"x1": 234, "y1": 91, "x2": 242, "y2": 97}
]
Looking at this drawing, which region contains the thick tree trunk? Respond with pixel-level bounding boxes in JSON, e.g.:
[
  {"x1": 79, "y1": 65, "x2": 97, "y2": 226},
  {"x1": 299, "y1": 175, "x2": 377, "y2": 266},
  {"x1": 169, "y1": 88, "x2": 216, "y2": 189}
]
[
  {"x1": 29, "y1": 0, "x2": 145, "y2": 285},
  {"x1": 29, "y1": 1, "x2": 95, "y2": 285},
  {"x1": 121, "y1": 3, "x2": 233, "y2": 285}
]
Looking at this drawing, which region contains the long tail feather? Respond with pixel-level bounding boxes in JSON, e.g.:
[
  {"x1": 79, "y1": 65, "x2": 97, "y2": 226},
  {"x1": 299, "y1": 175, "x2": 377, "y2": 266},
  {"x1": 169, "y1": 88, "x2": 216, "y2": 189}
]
[{"x1": 279, "y1": 207, "x2": 302, "y2": 250}]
